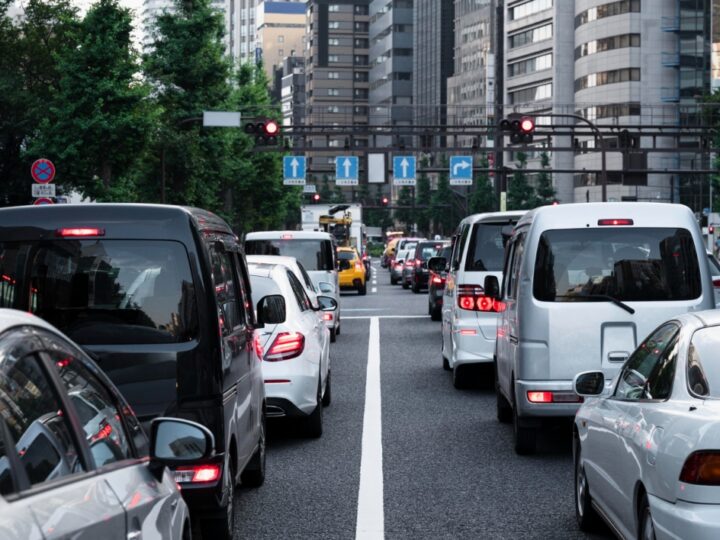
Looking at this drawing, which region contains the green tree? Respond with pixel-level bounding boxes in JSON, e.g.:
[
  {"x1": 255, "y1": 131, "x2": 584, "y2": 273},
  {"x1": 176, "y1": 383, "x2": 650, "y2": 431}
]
[
  {"x1": 535, "y1": 151, "x2": 555, "y2": 205},
  {"x1": 415, "y1": 156, "x2": 431, "y2": 235},
  {"x1": 320, "y1": 175, "x2": 333, "y2": 201},
  {"x1": 507, "y1": 151, "x2": 537, "y2": 210},
  {"x1": 395, "y1": 186, "x2": 415, "y2": 230},
  {"x1": 468, "y1": 154, "x2": 496, "y2": 214},
  {"x1": 32, "y1": 0, "x2": 154, "y2": 201},
  {"x1": 431, "y1": 157, "x2": 456, "y2": 236},
  {"x1": 331, "y1": 183, "x2": 346, "y2": 203}
]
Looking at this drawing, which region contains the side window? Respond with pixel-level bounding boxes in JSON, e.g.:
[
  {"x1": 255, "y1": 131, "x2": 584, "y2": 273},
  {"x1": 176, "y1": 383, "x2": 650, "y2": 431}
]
[
  {"x1": 0, "y1": 344, "x2": 84, "y2": 491},
  {"x1": 296, "y1": 262, "x2": 316, "y2": 292},
  {"x1": 45, "y1": 348, "x2": 134, "y2": 466},
  {"x1": 503, "y1": 242, "x2": 517, "y2": 299},
  {"x1": 234, "y1": 254, "x2": 254, "y2": 326},
  {"x1": 287, "y1": 271, "x2": 311, "y2": 311},
  {"x1": 614, "y1": 324, "x2": 679, "y2": 401},
  {"x1": 509, "y1": 234, "x2": 525, "y2": 300},
  {"x1": 451, "y1": 225, "x2": 469, "y2": 271},
  {"x1": 210, "y1": 247, "x2": 244, "y2": 330}
]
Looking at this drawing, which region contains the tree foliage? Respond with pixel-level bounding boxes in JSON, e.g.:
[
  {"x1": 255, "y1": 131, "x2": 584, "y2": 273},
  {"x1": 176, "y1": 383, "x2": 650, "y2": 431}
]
[
  {"x1": 469, "y1": 154, "x2": 496, "y2": 214},
  {"x1": 431, "y1": 157, "x2": 457, "y2": 236},
  {"x1": 395, "y1": 186, "x2": 415, "y2": 231},
  {"x1": 507, "y1": 151, "x2": 537, "y2": 210},
  {"x1": 534, "y1": 151, "x2": 555, "y2": 206}
]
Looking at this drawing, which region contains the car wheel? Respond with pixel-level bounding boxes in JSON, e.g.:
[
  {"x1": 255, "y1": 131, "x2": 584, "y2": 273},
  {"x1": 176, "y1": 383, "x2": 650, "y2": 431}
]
[
  {"x1": 513, "y1": 392, "x2": 537, "y2": 455},
  {"x1": 335, "y1": 322, "x2": 340, "y2": 336},
  {"x1": 240, "y1": 413, "x2": 266, "y2": 487},
  {"x1": 330, "y1": 327, "x2": 336, "y2": 343},
  {"x1": 303, "y1": 381, "x2": 323, "y2": 438},
  {"x1": 574, "y1": 439, "x2": 600, "y2": 532},
  {"x1": 358, "y1": 282, "x2": 367, "y2": 295},
  {"x1": 402, "y1": 280, "x2": 409, "y2": 290},
  {"x1": 201, "y1": 454, "x2": 235, "y2": 540},
  {"x1": 431, "y1": 306, "x2": 442, "y2": 321},
  {"x1": 391, "y1": 275, "x2": 397, "y2": 285},
  {"x1": 638, "y1": 492, "x2": 656, "y2": 540},
  {"x1": 442, "y1": 355, "x2": 450, "y2": 371},
  {"x1": 322, "y1": 370, "x2": 332, "y2": 407},
  {"x1": 495, "y1": 383, "x2": 512, "y2": 424},
  {"x1": 412, "y1": 281, "x2": 420, "y2": 293},
  {"x1": 452, "y1": 364, "x2": 471, "y2": 389}
]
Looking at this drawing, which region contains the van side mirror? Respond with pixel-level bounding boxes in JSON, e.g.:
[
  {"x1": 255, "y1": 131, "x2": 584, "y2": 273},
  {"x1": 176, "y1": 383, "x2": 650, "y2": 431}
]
[
  {"x1": 484, "y1": 275, "x2": 500, "y2": 299},
  {"x1": 574, "y1": 371, "x2": 605, "y2": 397},
  {"x1": 316, "y1": 295, "x2": 338, "y2": 311},
  {"x1": 427, "y1": 256, "x2": 447, "y2": 273},
  {"x1": 149, "y1": 417, "x2": 215, "y2": 480},
  {"x1": 257, "y1": 295, "x2": 286, "y2": 325}
]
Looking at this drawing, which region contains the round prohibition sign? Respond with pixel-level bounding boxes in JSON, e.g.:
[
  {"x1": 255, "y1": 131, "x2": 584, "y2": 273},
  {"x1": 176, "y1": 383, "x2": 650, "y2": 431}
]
[
  {"x1": 33, "y1": 198, "x2": 54, "y2": 206},
  {"x1": 31, "y1": 159, "x2": 55, "y2": 184}
]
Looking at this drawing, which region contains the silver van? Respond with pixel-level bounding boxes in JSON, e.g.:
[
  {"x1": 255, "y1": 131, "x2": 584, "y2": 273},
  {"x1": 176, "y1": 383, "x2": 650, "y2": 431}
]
[
  {"x1": 489, "y1": 203, "x2": 715, "y2": 454},
  {"x1": 436, "y1": 211, "x2": 525, "y2": 388}
]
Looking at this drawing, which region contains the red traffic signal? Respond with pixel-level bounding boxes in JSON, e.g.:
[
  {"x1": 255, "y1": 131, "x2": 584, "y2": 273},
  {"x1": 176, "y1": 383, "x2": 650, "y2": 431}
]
[
  {"x1": 501, "y1": 115, "x2": 535, "y2": 144},
  {"x1": 264, "y1": 120, "x2": 279, "y2": 136},
  {"x1": 520, "y1": 117, "x2": 534, "y2": 133},
  {"x1": 381, "y1": 196, "x2": 389, "y2": 206},
  {"x1": 244, "y1": 118, "x2": 280, "y2": 146},
  {"x1": 313, "y1": 193, "x2": 320, "y2": 202}
]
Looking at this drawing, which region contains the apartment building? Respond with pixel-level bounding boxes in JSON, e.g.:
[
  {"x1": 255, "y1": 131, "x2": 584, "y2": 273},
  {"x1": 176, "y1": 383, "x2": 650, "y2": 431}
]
[{"x1": 256, "y1": 1, "x2": 307, "y2": 80}]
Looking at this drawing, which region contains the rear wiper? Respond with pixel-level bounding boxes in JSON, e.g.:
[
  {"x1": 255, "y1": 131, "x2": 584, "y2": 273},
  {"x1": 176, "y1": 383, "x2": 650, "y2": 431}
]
[{"x1": 557, "y1": 294, "x2": 635, "y2": 315}]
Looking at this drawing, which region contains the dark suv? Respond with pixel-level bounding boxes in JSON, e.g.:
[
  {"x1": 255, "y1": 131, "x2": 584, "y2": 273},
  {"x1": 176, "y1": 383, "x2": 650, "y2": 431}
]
[
  {"x1": 0, "y1": 204, "x2": 266, "y2": 540},
  {"x1": 410, "y1": 241, "x2": 447, "y2": 293}
]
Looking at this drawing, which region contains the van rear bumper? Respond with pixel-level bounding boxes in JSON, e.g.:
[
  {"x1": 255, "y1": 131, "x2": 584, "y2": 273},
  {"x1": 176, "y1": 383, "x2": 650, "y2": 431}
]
[
  {"x1": 451, "y1": 323, "x2": 495, "y2": 367},
  {"x1": 515, "y1": 379, "x2": 582, "y2": 418}
]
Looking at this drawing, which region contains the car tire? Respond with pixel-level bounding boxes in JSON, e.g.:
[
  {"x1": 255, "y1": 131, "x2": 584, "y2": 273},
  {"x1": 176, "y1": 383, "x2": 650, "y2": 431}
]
[
  {"x1": 402, "y1": 281, "x2": 409, "y2": 290},
  {"x1": 322, "y1": 370, "x2": 332, "y2": 407},
  {"x1": 495, "y1": 385, "x2": 512, "y2": 424},
  {"x1": 201, "y1": 454, "x2": 235, "y2": 540},
  {"x1": 412, "y1": 280, "x2": 420, "y2": 293},
  {"x1": 430, "y1": 307, "x2": 442, "y2": 321},
  {"x1": 330, "y1": 327, "x2": 336, "y2": 343},
  {"x1": 358, "y1": 282, "x2": 367, "y2": 295},
  {"x1": 452, "y1": 364, "x2": 471, "y2": 389},
  {"x1": 638, "y1": 492, "x2": 656, "y2": 540},
  {"x1": 241, "y1": 413, "x2": 266, "y2": 487},
  {"x1": 442, "y1": 355, "x2": 450, "y2": 371},
  {"x1": 513, "y1": 392, "x2": 537, "y2": 455},
  {"x1": 303, "y1": 381, "x2": 323, "y2": 438},
  {"x1": 391, "y1": 275, "x2": 398, "y2": 285},
  {"x1": 335, "y1": 322, "x2": 340, "y2": 336},
  {"x1": 574, "y1": 439, "x2": 600, "y2": 532}
]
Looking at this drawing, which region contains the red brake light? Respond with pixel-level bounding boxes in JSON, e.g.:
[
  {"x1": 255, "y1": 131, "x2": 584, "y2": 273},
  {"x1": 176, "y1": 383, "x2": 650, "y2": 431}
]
[
  {"x1": 265, "y1": 332, "x2": 305, "y2": 361},
  {"x1": 90, "y1": 422, "x2": 113, "y2": 443},
  {"x1": 281, "y1": 233, "x2": 293, "y2": 239},
  {"x1": 431, "y1": 275, "x2": 444, "y2": 285},
  {"x1": 457, "y1": 284, "x2": 504, "y2": 312},
  {"x1": 56, "y1": 227, "x2": 105, "y2": 237},
  {"x1": 323, "y1": 312, "x2": 333, "y2": 321},
  {"x1": 597, "y1": 219, "x2": 634, "y2": 226},
  {"x1": 175, "y1": 464, "x2": 221, "y2": 484},
  {"x1": 459, "y1": 296, "x2": 475, "y2": 310},
  {"x1": 527, "y1": 391, "x2": 553, "y2": 403},
  {"x1": 355, "y1": 262, "x2": 363, "y2": 271},
  {"x1": 405, "y1": 259, "x2": 415, "y2": 267},
  {"x1": 680, "y1": 452, "x2": 720, "y2": 485},
  {"x1": 477, "y1": 296, "x2": 494, "y2": 312},
  {"x1": 713, "y1": 279, "x2": 720, "y2": 287}
]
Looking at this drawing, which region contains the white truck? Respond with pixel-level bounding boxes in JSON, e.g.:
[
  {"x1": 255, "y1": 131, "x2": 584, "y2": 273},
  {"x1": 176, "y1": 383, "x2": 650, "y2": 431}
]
[{"x1": 301, "y1": 203, "x2": 365, "y2": 254}]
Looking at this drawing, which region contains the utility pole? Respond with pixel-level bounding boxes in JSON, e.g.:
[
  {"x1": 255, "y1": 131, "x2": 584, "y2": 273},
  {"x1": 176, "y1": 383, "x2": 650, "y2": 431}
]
[{"x1": 493, "y1": 0, "x2": 506, "y2": 211}]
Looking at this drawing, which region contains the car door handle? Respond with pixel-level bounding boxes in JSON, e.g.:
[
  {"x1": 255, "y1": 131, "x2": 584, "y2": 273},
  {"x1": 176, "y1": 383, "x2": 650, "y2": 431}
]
[
  {"x1": 127, "y1": 531, "x2": 142, "y2": 540},
  {"x1": 509, "y1": 334, "x2": 519, "y2": 344}
]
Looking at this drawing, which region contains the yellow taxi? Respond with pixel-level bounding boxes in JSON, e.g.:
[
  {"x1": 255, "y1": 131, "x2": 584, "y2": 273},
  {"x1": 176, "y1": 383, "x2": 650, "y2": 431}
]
[{"x1": 337, "y1": 247, "x2": 367, "y2": 295}]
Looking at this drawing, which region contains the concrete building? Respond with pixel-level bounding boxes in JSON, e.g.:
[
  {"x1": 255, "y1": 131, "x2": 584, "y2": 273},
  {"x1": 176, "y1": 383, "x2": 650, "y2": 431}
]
[
  {"x1": 368, "y1": 0, "x2": 414, "y2": 148},
  {"x1": 714, "y1": 0, "x2": 720, "y2": 89},
  {"x1": 304, "y1": 0, "x2": 371, "y2": 176},
  {"x1": 256, "y1": 1, "x2": 307, "y2": 80},
  {"x1": 280, "y1": 55, "x2": 306, "y2": 134}
]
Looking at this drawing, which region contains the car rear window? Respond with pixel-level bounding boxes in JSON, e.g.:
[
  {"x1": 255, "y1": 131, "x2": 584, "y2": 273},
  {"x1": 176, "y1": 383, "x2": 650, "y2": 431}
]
[
  {"x1": 464, "y1": 223, "x2": 506, "y2": 271},
  {"x1": 245, "y1": 239, "x2": 334, "y2": 271},
  {"x1": 533, "y1": 228, "x2": 702, "y2": 302},
  {"x1": 0, "y1": 240, "x2": 198, "y2": 345},
  {"x1": 337, "y1": 251, "x2": 355, "y2": 261}
]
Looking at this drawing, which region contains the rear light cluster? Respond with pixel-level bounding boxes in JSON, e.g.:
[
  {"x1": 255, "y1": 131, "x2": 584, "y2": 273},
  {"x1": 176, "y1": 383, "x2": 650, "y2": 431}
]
[
  {"x1": 355, "y1": 262, "x2": 363, "y2": 271},
  {"x1": 713, "y1": 279, "x2": 720, "y2": 288},
  {"x1": 174, "y1": 464, "x2": 221, "y2": 484},
  {"x1": 405, "y1": 259, "x2": 416, "y2": 267},
  {"x1": 431, "y1": 274, "x2": 445, "y2": 285},
  {"x1": 680, "y1": 452, "x2": 720, "y2": 485},
  {"x1": 597, "y1": 219, "x2": 633, "y2": 226},
  {"x1": 55, "y1": 227, "x2": 105, "y2": 237},
  {"x1": 265, "y1": 332, "x2": 305, "y2": 361},
  {"x1": 526, "y1": 391, "x2": 582, "y2": 404},
  {"x1": 457, "y1": 285, "x2": 505, "y2": 313},
  {"x1": 323, "y1": 312, "x2": 333, "y2": 321}
]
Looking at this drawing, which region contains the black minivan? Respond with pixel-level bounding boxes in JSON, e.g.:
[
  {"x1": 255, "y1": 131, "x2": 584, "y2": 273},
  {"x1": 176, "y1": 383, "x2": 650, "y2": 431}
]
[{"x1": 0, "y1": 204, "x2": 266, "y2": 539}]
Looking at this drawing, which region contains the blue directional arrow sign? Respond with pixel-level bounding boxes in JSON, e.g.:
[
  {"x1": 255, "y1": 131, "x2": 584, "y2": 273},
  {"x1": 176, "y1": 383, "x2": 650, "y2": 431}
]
[
  {"x1": 335, "y1": 156, "x2": 359, "y2": 186},
  {"x1": 449, "y1": 156, "x2": 473, "y2": 186},
  {"x1": 283, "y1": 155, "x2": 306, "y2": 186},
  {"x1": 393, "y1": 156, "x2": 416, "y2": 186}
]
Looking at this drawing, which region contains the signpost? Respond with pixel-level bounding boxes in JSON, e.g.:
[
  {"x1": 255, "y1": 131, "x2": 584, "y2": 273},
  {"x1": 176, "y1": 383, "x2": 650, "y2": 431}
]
[
  {"x1": 335, "y1": 156, "x2": 359, "y2": 186},
  {"x1": 393, "y1": 155, "x2": 416, "y2": 186},
  {"x1": 449, "y1": 156, "x2": 473, "y2": 186},
  {"x1": 283, "y1": 155, "x2": 306, "y2": 185},
  {"x1": 31, "y1": 158, "x2": 56, "y2": 205},
  {"x1": 33, "y1": 197, "x2": 54, "y2": 206}
]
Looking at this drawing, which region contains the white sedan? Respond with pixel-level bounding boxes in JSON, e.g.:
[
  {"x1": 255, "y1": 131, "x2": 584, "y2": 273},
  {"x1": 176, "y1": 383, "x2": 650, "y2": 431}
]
[
  {"x1": 574, "y1": 310, "x2": 720, "y2": 540},
  {"x1": 249, "y1": 260, "x2": 335, "y2": 438}
]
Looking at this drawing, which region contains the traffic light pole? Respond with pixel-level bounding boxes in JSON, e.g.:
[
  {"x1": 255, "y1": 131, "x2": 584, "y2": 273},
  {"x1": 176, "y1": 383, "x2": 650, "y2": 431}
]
[{"x1": 494, "y1": 0, "x2": 506, "y2": 210}]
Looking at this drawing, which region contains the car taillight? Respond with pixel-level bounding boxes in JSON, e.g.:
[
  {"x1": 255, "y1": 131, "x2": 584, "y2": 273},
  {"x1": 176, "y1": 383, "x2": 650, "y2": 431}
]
[
  {"x1": 526, "y1": 391, "x2": 582, "y2": 404},
  {"x1": 355, "y1": 262, "x2": 363, "y2": 271},
  {"x1": 680, "y1": 452, "x2": 720, "y2": 485},
  {"x1": 431, "y1": 275, "x2": 445, "y2": 285},
  {"x1": 597, "y1": 219, "x2": 633, "y2": 226},
  {"x1": 265, "y1": 332, "x2": 305, "y2": 361},
  {"x1": 527, "y1": 391, "x2": 553, "y2": 403},
  {"x1": 457, "y1": 284, "x2": 505, "y2": 312},
  {"x1": 713, "y1": 279, "x2": 720, "y2": 287},
  {"x1": 323, "y1": 312, "x2": 333, "y2": 321},
  {"x1": 405, "y1": 259, "x2": 415, "y2": 267},
  {"x1": 174, "y1": 464, "x2": 221, "y2": 484},
  {"x1": 56, "y1": 227, "x2": 105, "y2": 237}
]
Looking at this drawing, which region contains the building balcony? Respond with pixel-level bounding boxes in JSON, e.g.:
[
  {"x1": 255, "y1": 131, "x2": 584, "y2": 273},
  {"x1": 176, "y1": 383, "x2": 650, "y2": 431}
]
[
  {"x1": 661, "y1": 52, "x2": 680, "y2": 67},
  {"x1": 660, "y1": 87, "x2": 680, "y2": 102},
  {"x1": 661, "y1": 16, "x2": 679, "y2": 32}
]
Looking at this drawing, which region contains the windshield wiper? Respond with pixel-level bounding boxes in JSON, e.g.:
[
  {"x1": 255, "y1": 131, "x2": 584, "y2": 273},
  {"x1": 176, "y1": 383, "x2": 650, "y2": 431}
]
[{"x1": 557, "y1": 294, "x2": 635, "y2": 314}]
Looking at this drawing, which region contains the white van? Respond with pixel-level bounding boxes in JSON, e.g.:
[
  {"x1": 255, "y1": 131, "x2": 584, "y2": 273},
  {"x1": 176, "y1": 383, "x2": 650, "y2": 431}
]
[
  {"x1": 490, "y1": 203, "x2": 715, "y2": 454},
  {"x1": 244, "y1": 231, "x2": 340, "y2": 340},
  {"x1": 438, "y1": 211, "x2": 526, "y2": 388}
]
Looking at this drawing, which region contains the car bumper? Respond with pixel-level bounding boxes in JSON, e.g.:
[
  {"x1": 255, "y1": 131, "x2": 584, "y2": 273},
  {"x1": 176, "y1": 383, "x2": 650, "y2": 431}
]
[
  {"x1": 451, "y1": 321, "x2": 495, "y2": 367},
  {"x1": 650, "y1": 494, "x2": 720, "y2": 540},
  {"x1": 515, "y1": 379, "x2": 582, "y2": 418},
  {"x1": 413, "y1": 271, "x2": 429, "y2": 287},
  {"x1": 339, "y1": 273, "x2": 364, "y2": 288},
  {"x1": 263, "y1": 371, "x2": 318, "y2": 416}
]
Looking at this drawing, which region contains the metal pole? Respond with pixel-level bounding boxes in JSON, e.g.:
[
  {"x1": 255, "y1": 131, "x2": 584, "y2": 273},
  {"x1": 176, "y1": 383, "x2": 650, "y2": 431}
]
[
  {"x1": 494, "y1": 0, "x2": 505, "y2": 210},
  {"x1": 161, "y1": 144, "x2": 166, "y2": 204}
]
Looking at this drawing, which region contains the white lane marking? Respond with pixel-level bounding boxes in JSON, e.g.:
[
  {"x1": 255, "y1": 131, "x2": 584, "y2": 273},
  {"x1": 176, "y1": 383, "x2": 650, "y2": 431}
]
[
  {"x1": 356, "y1": 317, "x2": 384, "y2": 540},
  {"x1": 345, "y1": 315, "x2": 429, "y2": 320},
  {"x1": 371, "y1": 287, "x2": 377, "y2": 293}
]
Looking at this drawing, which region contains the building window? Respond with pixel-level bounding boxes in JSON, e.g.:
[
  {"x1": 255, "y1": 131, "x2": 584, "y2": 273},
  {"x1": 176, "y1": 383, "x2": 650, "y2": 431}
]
[
  {"x1": 329, "y1": 38, "x2": 340, "y2": 46},
  {"x1": 508, "y1": 52, "x2": 553, "y2": 77},
  {"x1": 354, "y1": 71, "x2": 369, "y2": 82},
  {"x1": 508, "y1": 82, "x2": 552, "y2": 104},
  {"x1": 354, "y1": 55, "x2": 368, "y2": 66},
  {"x1": 575, "y1": 34, "x2": 640, "y2": 59},
  {"x1": 575, "y1": 0, "x2": 641, "y2": 27},
  {"x1": 329, "y1": 54, "x2": 339, "y2": 62},
  {"x1": 508, "y1": 23, "x2": 552, "y2": 49},
  {"x1": 328, "y1": 71, "x2": 340, "y2": 79},
  {"x1": 328, "y1": 88, "x2": 340, "y2": 96},
  {"x1": 576, "y1": 103, "x2": 641, "y2": 120},
  {"x1": 329, "y1": 4, "x2": 340, "y2": 12},
  {"x1": 355, "y1": 22, "x2": 369, "y2": 32},
  {"x1": 575, "y1": 68, "x2": 640, "y2": 91},
  {"x1": 329, "y1": 21, "x2": 340, "y2": 29},
  {"x1": 510, "y1": 0, "x2": 552, "y2": 21},
  {"x1": 278, "y1": 48, "x2": 284, "y2": 57},
  {"x1": 354, "y1": 4, "x2": 369, "y2": 15}
]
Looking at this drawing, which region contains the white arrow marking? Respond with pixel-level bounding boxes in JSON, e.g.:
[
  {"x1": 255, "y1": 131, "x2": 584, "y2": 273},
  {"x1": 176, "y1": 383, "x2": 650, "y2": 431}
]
[
  {"x1": 453, "y1": 160, "x2": 471, "y2": 176},
  {"x1": 343, "y1": 158, "x2": 352, "y2": 178},
  {"x1": 400, "y1": 158, "x2": 409, "y2": 178},
  {"x1": 290, "y1": 158, "x2": 299, "y2": 178}
]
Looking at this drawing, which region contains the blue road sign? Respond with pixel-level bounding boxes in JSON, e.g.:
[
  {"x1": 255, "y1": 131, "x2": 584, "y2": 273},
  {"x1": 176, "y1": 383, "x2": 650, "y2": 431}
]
[
  {"x1": 335, "y1": 156, "x2": 359, "y2": 185},
  {"x1": 283, "y1": 155, "x2": 306, "y2": 185},
  {"x1": 393, "y1": 156, "x2": 416, "y2": 186},
  {"x1": 450, "y1": 156, "x2": 473, "y2": 186}
]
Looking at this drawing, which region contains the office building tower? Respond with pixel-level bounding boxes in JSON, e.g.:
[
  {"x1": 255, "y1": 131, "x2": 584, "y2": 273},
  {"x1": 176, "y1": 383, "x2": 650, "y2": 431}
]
[
  {"x1": 280, "y1": 55, "x2": 306, "y2": 134},
  {"x1": 256, "y1": 1, "x2": 307, "y2": 80}
]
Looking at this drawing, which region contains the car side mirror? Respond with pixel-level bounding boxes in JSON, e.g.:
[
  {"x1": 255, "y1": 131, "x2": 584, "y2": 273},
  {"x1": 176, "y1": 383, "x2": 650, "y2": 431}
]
[
  {"x1": 574, "y1": 371, "x2": 605, "y2": 397},
  {"x1": 483, "y1": 275, "x2": 500, "y2": 299},
  {"x1": 257, "y1": 295, "x2": 286, "y2": 325},
  {"x1": 316, "y1": 295, "x2": 338, "y2": 311},
  {"x1": 501, "y1": 225, "x2": 514, "y2": 248},
  {"x1": 149, "y1": 418, "x2": 215, "y2": 480},
  {"x1": 318, "y1": 281, "x2": 335, "y2": 294},
  {"x1": 427, "y1": 256, "x2": 447, "y2": 273}
]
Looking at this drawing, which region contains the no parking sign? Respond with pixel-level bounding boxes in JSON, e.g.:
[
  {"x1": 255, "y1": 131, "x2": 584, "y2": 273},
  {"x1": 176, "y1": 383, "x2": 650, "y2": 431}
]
[{"x1": 31, "y1": 159, "x2": 55, "y2": 184}]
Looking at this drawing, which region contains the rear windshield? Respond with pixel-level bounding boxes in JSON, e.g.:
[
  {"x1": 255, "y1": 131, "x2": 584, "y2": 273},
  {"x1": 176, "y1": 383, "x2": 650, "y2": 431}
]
[
  {"x1": 415, "y1": 242, "x2": 445, "y2": 261},
  {"x1": 533, "y1": 228, "x2": 701, "y2": 302},
  {"x1": 245, "y1": 239, "x2": 334, "y2": 271},
  {"x1": 688, "y1": 326, "x2": 720, "y2": 398},
  {"x1": 465, "y1": 223, "x2": 506, "y2": 271},
  {"x1": 337, "y1": 251, "x2": 355, "y2": 261},
  {"x1": 708, "y1": 253, "x2": 720, "y2": 275},
  {"x1": 0, "y1": 240, "x2": 197, "y2": 345}
]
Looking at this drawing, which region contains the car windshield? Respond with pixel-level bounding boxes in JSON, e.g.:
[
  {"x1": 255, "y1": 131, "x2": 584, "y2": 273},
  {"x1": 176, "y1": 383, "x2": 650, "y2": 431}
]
[
  {"x1": 533, "y1": 228, "x2": 701, "y2": 302},
  {"x1": 688, "y1": 326, "x2": 720, "y2": 398},
  {"x1": 0, "y1": 240, "x2": 198, "y2": 345},
  {"x1": 245, "y1": 239, "x2": 334, "y2": 271},
  {"x1": 465, "y1": 223, "x2": 506, "y2": 271}
]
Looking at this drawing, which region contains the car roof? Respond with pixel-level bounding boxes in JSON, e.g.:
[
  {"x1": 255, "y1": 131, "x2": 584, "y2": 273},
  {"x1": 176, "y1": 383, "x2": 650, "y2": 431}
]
[
  {"x1": 247, "y1": 254, "x2": 302, "y2": 269},
  {"x1": 457, "y1": 210, "x2": 526, "y2": 227},
  {"x1": 683, "y1": 309, "x2": 720, "y2": 328},
  {"x1": 245, "y1": 230, "x2": 333, "y2": 240},
  {"x1": 0, "y1": 309, "x2": 61, "y2": 336}
]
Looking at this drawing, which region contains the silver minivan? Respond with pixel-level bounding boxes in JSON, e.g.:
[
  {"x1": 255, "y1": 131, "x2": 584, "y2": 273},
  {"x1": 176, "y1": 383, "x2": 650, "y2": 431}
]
[{"x1": 489, "y1": 203, "x2": 715, "y2": 454}]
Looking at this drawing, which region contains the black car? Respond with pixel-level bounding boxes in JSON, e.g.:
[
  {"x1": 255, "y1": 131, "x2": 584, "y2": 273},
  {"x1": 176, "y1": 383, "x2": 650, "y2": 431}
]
[
  {"x1": 428, "y1": 244, "x2": 452, "y2": 320},
  {"x1": 0, "y1": 204, "x2": 267, "y2": 540},
  {"x1": 410, "y1": 241, "x2": 447, "y2": 293}
]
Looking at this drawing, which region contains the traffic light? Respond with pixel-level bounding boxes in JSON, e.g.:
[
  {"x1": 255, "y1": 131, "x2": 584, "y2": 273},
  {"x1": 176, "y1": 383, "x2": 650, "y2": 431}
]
[
  {"x1": 313, "y1": 193, "x2": 320, "y2": 202},
  {"x1": 381, "y1": 196, "x2": 389, "y2": 206},
  {"x1": 244, "y1": 118, "x2": 280, "y2": 146},
  {"x1": 500, "y1": 115, "x2": 534, "y2": 144}
]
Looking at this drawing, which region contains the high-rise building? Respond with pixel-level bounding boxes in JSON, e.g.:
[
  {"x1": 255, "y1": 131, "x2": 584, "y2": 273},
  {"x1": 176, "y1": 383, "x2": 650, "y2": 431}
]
[
  {"x1": 413, "y1": 0, "x2": 454, "y2": 145},
  {"x1": 280, "y1": 55, "x2": 306, "y2": 133},
  {"x1": 368, "y1": 0, "x2": 414, "y2": 148},
  {"x1": 713, "y1": 0, "x2": 720, "y2": 89},
  {"x1": 256, "y1": 1, "x2": 307, "y2": 81},
  {"x1": 304, "y1": 0, "x2": 371, "y2": 179},
  {"x1": 140, "y1": 0, "x2": 175, "y2": 51}
]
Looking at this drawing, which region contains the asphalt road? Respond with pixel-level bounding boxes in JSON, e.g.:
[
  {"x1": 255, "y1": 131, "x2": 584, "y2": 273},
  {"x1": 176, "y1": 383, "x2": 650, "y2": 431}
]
[{"x1": 232, "y1": 263, "x2": 615, "y2": 539}]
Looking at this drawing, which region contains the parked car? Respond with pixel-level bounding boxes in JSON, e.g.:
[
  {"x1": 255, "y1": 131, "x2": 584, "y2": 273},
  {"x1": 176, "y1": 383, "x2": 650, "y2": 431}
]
[
  {"x1": 428, "y1": 244, "x2": 453, "y2": 321},
  {"x1": 246, "y1": 254, "x2": 338, "y2": 342},
  {"x1": 0, "y1": 204, "x2": 266, "y2": 539},
  {"x1": 439, "y1": 211, "x2": 526, "y2": 388},
  {"x1": 248, "y1": 261, "x2": 336, "y2": 437},
  {"x1": 390, "y1": 248, "x2": 412, "y2": 285},
  {"x1": 0, "y1": 309, "x2": 206, "y2": 540},
  {"x1": 490, "y1": 203, "x2": 715, "y2": 455},
  {"x1": 337, "y1": 247, "x2": 367, "y2": 295},
  {"x1": 573, "y1": 310, "x2": 720, "y2": 540},
  {"x1": 245, "y1": 231, "x2": 340, "y2": 340},
  {"x1": 409, "y1": 240, "x2": 447, "y2": 293}
]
